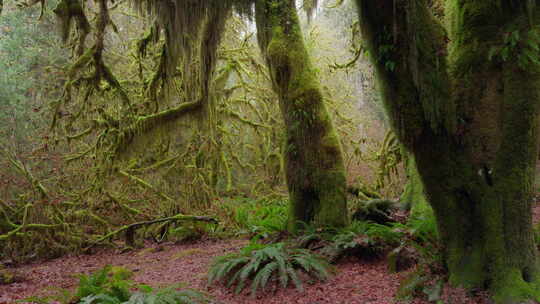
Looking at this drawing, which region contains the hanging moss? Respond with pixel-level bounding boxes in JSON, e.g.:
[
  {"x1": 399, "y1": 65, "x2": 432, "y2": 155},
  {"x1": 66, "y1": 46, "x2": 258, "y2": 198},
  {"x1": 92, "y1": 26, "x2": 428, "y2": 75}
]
[{"x1": 53, "y1": 0, "x2": 90, "y2": 55}]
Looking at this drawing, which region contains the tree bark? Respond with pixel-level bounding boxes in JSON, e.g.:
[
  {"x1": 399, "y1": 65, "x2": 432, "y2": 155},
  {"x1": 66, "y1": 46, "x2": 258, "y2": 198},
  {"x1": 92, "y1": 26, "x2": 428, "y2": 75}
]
[
  {"x1": 400, "y1": 151, "x2": 431, "y2": 217},
  {"x1": 355, "y1": 0, "x2": 540, "y2": 302},
  {"x1": 255, "y1": 0, "x2": 348, "y2": 230}
]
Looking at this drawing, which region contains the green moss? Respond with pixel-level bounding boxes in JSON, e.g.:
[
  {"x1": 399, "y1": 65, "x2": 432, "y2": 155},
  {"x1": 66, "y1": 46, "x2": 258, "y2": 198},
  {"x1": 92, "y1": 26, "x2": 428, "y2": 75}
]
[
  {"x1": 491, "y1": 269, "x2": 540, "y2": 303},
  {"x1": 400, "y1": 152, "x2": 431, "y2": 217},
  {"x1": 355, "y1": 0, "x2": 540, "y2": 303},
  {"x1": 256, "y1": 0, "x2": 348, "y2": 231}
]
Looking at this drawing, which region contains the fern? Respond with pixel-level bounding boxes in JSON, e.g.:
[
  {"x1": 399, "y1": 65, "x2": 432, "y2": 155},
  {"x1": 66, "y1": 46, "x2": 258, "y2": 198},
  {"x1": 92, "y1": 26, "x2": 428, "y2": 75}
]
[
  {"x1": 227, "y1": 197, "x2": 287, "y2": 239},
  {"x1": 75, "y1": 266, "x2": 209, "y2": 304},
  {"x1": 208, "y1": 242, "x2": 332, "y2": 296},
  {"x1": 124, "y1": 288, "x2": 209, "y2": 304},
  {"x1": 75, "y1": 265, "x2": 131, "y2": 301}
]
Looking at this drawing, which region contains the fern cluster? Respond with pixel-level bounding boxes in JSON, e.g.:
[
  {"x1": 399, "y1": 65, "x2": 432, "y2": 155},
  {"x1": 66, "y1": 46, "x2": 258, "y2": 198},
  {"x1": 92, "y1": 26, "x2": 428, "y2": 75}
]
[
  {"x1": 294, "y1": 218, "x2": 440, "y2": 266},
  {"x1": 80, "y1": 287, "x2": 209, "y2": 304},
  {"x1": 73, "y1": 265, "x2": 209, "y2": 304},
  {"x1": 208, "y1": 242, "x2": 332, "y2": 296},
  {"x1": 225, "y1": 197, "x2": 287, "y2": 239}
]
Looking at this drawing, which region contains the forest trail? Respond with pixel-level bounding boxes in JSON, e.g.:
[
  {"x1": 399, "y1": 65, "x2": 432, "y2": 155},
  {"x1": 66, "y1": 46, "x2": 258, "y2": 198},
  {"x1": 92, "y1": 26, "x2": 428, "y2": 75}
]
[{"x1": 1, "y1": 201, "x2": 539, "y2": 304}]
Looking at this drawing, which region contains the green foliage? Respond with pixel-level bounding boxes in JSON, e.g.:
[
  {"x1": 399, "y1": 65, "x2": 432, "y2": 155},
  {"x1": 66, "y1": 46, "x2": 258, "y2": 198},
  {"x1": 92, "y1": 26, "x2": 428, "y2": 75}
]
[
  {"x1": 396, "y1": 272, "x2": 444, "y2": 303},
  {"x1": 73, "y1": 265, "x2": 209, "y2": 304},
  {"x1": 318, "y1": 221, "x2": 404, "y2": 261},
  {"x1": 0, "y1": 2, "x2": 65, "y2": 141},
  {"x1": 488, "y1": 28, "x2": 540, "y2": 70},
  {"x1": 298, "y1": 214, "x2": 440, "y2": 267},
  {"x1": 75, "y1": 266, "x2": 133, "y2": 302},
  {"x1": 208, "y1": 242, "x2": 332, "y2": 296},
  {"x1": 396, "y1": 271, "x2": 430, "y2": 301},
  {"x1": 393, "y1": 215, "x2": 444, "y2": 302},
  {"x1": 80, "y1": 287, "x2": 208, "y2": 304},
  {"x1": 223, "y1": 197, "x2": 287, "y2": 239}
]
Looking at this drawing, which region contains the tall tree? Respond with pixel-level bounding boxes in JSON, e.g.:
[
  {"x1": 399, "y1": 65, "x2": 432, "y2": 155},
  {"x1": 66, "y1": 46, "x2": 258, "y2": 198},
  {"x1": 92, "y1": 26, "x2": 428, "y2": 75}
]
[
  {"x1": 255, "y1": 0, "x2": 349, "y2": 230},
  {"x1": 355, "y1": 0, "x2": 540, "y2": 302}
]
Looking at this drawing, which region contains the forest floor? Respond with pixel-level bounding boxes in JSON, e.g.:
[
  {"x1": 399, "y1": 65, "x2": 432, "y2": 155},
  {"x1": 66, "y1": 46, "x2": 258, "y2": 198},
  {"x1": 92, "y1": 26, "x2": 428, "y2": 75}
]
[{"x1": 1, "y1": 201, "x2": 540, "y2": 304}]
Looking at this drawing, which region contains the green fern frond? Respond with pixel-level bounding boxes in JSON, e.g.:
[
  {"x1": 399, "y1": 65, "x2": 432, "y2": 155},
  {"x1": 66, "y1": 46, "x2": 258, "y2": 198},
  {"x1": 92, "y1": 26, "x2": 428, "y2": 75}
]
[
  {"x1": 125, "y1": 287, "x2": 209, "y2": 304},
  {"x1": 208, "y1": 242, "x2": 332, "y2": 296},
  {"x1": 286, "y1": 267, "x2": 303, "y2": 292},
  {"x1": 251, "y1": 261, "x2": 278, "y2": 295}
]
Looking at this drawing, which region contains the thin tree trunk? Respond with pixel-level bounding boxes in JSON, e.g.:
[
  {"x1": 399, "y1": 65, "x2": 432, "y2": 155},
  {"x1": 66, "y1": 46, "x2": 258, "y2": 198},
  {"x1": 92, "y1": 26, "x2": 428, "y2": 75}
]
[
  {"x1": 355, "y1": 0, "x2": 540, "y2": 302},
  {"x1": 255, "y1": 0, "x2": 348, "y2": 230}
]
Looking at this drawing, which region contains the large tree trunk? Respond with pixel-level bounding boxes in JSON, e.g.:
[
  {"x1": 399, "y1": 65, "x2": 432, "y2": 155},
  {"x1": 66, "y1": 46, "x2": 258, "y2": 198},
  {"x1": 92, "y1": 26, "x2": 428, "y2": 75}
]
[
  {"x1": 355, "y1": 0, "x2": 540, "y2": 302},
  {"x1": 255, "y1": 0, "x2": 348, "y2": 230}
]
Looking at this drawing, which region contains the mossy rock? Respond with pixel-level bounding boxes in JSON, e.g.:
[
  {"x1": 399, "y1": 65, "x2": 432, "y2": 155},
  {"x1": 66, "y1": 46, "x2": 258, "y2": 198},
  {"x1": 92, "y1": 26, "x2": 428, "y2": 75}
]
[{"x1": 351, "y1": 199, "x2": 401, "y2": 224}]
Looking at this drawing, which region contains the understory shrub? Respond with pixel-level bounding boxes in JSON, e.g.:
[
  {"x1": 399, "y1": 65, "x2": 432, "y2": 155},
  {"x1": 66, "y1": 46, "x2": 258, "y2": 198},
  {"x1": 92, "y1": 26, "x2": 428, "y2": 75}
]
[
  {"x1": 207, "y1": 242, "x2": 333, "y2": 296},
  {"x1": 71, "y1": 265, "x2": 209, "y2": 304},
  {"x1": 221, "y1": 197, "x2": 287, "y2": 238},
  {"x1": 296, "y1": 220, "x2": 407, "y2": 262}
]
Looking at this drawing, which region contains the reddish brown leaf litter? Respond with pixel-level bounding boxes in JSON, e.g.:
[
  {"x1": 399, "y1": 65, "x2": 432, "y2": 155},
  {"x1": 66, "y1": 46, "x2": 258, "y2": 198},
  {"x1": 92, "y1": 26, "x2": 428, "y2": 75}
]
[
  {"x1": 0, "y1": 239, "x2": 484, "y2": 304},
  {"x1": 0, "y1": 200, "x2": 538, "y2": 304}
]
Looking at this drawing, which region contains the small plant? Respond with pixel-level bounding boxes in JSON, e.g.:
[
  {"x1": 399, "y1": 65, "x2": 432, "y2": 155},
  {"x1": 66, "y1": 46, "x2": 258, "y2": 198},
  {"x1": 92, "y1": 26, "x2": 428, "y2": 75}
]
[
  {"x1": 72, "y1": 265, "x2": 209, "y2": 304},
  {"x1": 76, "y1": 265, "x2": 132, "y2": 302},
  {"x1": 315, "y1": 221, "x2": 402, "y2": 261},
  {"x1": 227, "y1": 197, "x2": 287, "y2": 239},
  {"x1": 208, "y1": 242, "x2": 333, "y2": 296}
]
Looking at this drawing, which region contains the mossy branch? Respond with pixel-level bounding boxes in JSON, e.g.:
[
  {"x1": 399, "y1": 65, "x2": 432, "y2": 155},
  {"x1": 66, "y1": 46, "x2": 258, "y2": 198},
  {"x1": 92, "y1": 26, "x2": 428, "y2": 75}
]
[
  {"x1": 114, "y1": 100, "x2": 202, "y2": 155},
  {"x1": 0, "y1": 204, "x2": 61, "y2": 241},
  {"x1": 84, "y1": 214, "x2": 217, "y2": 249},
  {"x1": 1, "y1": 148, "x2": 49, "y2": 199},
  {"x1": 118, "y1": 170, "x2": 173, "y2": 202}
]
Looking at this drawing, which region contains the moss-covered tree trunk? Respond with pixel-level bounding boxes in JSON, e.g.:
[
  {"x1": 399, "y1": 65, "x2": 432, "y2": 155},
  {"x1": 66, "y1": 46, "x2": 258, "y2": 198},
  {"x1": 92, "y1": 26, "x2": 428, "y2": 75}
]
[
  {"x1": 255, "y1": 0, "x2": 348, "y2": 230},
  {"x1": 355, "y1": 0, "x2": 540, "y2": 302},
  {"x1": 400, "y1": 152, "x2": 431, "y2": 217}
]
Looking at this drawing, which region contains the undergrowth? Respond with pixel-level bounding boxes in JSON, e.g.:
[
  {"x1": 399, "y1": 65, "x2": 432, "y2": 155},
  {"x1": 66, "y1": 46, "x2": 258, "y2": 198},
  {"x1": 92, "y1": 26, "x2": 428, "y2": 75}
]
[
  {"x1": 26, "y1": 265, "x2": 210, "y2": 304},
  {"x1": 208, "y1": 241, "x2": 332, "y2": 296},
  {"x1": 218, "y1": 196, "x2": 287, "y2": 239}
]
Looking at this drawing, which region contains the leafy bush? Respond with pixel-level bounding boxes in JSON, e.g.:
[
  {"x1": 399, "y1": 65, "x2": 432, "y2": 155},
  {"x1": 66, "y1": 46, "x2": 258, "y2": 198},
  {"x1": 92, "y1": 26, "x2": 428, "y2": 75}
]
[
  {"x1": 73, "y1": 265, "x2": 209, "y2": 304},
  {"x1": 208, "y1": 242, "x2": 332, "y2": 296}
]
